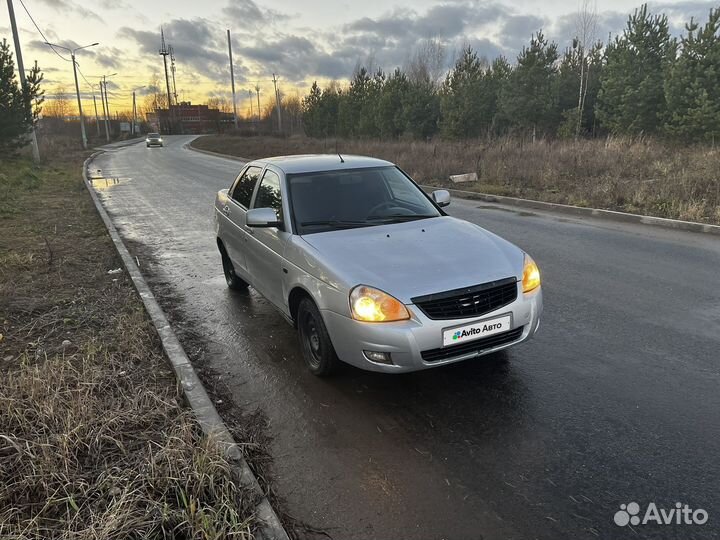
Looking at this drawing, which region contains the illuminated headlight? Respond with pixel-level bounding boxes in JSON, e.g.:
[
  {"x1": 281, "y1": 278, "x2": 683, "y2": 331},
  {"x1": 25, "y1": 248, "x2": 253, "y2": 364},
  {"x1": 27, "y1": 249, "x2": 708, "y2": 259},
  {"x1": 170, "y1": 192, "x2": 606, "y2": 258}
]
[
  {"x1": 522, "y1": 254, "x2": 541, "y2": 293},
  {"x1": 350, "y1": 285, "x2": 410, "y2": 322}
]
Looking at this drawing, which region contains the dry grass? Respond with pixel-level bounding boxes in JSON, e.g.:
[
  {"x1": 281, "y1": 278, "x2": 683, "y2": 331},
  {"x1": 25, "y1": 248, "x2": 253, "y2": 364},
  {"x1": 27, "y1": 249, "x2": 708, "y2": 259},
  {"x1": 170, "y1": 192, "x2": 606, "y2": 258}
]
[
  {"x1": 0, "y1": 143, "x2": 259, "y2": 538},
  {"x1": 192, "y1": 134, "x2": 720, "y2": 224}
]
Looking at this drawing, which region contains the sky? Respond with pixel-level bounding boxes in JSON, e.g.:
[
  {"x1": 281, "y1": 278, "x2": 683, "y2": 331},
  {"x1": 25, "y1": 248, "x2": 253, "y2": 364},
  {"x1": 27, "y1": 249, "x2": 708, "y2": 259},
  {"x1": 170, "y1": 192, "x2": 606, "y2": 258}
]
[{"x1": 1, "y1": 0, "x2": 717, "y2": 115}]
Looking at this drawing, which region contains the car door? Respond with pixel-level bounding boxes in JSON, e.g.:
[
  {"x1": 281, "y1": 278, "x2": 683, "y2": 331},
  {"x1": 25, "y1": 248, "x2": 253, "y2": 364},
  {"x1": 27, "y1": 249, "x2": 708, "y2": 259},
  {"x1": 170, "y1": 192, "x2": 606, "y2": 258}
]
[
  {"x1": 244, "y1": 166, "x2": 291, "y2": 312},
  {"x1": 221, "y1": 165, "x2": 263, "y2": 279}
]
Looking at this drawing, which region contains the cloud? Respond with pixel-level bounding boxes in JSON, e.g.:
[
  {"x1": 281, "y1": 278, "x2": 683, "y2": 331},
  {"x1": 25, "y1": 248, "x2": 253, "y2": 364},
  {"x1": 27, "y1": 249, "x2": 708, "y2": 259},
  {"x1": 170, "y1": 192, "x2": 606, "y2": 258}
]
[
  {"x1": 32, "y1": 0, "x2": 103, "y2": 22},
  {"x1": 222, "y1": 0, "x2": 290, "y2": 25},
  {"x1": 500, "y1": 15, "x2": 547, "y2": 49},
  {"x1": 118, "y1": 19, "x2": 250, "y2": 86}
]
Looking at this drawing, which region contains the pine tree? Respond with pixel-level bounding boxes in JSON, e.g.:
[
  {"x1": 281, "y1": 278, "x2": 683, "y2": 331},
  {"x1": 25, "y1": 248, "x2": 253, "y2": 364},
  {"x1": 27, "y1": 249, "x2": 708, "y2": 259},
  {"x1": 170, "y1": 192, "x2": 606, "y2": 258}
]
[
  {"x1": 402, "y1": 80, "x2": 440, "y2": 139},
  {"x1": 498, "y1": 31, "x2": 560, "y2": 137},
  {"x1": 0, "y1": 39, "x2": 30, "y2": 153},
  {"x1": 376, "y1": 68, "x2": 409, "y2": 139},
  {"x1": 665, "y1": 8, "x2": 720, "y2": 143},
  {"x1": 301, "y1": 81, "x2": 323, "y2": 137},
  {"x1": 596, "y1": 4, "x2": 676, "y2": 135},
  {"x1": 440, "y1": 46, "x2": 486, "y2": 138}
]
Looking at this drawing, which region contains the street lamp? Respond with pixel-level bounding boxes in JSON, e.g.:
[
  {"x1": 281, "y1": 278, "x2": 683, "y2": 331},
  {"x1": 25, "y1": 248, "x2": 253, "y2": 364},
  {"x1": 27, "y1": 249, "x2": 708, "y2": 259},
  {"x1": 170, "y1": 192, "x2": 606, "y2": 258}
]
[
  {"x1": 131, "y1": 85, "x2": 146, "y2": 136},
  {"x1": 44, "y1": 41, "x2": 98, "y2": 149}
]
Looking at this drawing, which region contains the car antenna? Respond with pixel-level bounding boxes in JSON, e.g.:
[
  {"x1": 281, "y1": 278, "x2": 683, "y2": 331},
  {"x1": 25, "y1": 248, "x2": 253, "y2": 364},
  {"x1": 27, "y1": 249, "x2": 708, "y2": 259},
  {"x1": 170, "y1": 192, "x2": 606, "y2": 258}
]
[{"x1": 335, "y1": 140, "x2": 344, "y2": 163}]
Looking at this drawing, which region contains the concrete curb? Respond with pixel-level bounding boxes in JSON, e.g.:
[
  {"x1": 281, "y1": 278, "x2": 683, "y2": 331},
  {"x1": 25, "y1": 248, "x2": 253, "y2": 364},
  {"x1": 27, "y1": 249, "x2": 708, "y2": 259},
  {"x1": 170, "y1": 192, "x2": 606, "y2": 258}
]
[
  {"x1": 82, "y1": 152, "x2": 289, "y2": 540},
  {"x1": 184, "y1": 141, "x2": 249, "y2": 162},
  {"x1": 93, "y1": 138, "x2": 145, "y2": 151},
  {"x1": 421, "y1": 185, "x2": 720, "y2": 236}
]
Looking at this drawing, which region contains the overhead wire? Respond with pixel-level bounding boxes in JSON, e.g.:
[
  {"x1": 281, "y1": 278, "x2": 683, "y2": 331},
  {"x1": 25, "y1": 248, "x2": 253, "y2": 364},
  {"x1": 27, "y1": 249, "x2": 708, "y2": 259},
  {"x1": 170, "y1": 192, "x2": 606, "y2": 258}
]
[{"x1": 16, "y1": 0, "x2": 72, "y2": 63}]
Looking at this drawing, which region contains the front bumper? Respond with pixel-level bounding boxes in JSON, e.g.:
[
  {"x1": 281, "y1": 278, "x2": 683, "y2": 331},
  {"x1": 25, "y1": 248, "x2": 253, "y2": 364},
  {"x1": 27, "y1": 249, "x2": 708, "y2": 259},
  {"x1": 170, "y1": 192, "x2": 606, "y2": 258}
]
[{"x1": 322, "y1": 285, "x2": 542, "y2": 373}]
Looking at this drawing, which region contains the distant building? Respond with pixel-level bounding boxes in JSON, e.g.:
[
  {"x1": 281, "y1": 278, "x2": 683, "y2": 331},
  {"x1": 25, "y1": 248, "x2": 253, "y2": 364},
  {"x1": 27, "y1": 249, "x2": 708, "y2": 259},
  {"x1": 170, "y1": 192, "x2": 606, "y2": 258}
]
[{"x1": 147, "y1": 101, "x2": 234, "y2": 134}]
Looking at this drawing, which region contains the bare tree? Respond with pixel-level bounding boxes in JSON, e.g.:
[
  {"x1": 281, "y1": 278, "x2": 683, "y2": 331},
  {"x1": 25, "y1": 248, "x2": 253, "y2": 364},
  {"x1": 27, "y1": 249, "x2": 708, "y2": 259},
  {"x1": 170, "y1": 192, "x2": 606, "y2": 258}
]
[
  {"x1": 406, "y1": 38, "x2": 446, "y2": 86},
  {"x1": 574, "y1": 0, "x2": 598, "y2": 136},
  {"x1": 143, "y1": 73, "x2": 169, "y2": 113},
  {"x1": 43, "y1": 85, "x2": 73, "y2": 118}
]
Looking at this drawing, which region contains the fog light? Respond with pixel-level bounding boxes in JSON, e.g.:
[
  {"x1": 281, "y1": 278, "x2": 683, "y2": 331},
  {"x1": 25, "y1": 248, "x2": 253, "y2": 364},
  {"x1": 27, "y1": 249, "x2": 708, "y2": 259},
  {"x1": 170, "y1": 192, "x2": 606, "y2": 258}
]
[{"x1": 364, "y1": 350, "x2": 393, "y2": 365}]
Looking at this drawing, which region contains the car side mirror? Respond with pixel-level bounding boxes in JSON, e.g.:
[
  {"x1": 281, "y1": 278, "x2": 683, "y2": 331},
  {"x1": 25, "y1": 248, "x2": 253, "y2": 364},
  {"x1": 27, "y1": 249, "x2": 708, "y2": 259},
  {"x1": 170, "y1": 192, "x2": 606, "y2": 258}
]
[
  {"x1": 432, "y1": 189, "x2": 451, "y2": 207},
  {"x1": 246, "y1": 207, "x2": 282, "y2": 228}
]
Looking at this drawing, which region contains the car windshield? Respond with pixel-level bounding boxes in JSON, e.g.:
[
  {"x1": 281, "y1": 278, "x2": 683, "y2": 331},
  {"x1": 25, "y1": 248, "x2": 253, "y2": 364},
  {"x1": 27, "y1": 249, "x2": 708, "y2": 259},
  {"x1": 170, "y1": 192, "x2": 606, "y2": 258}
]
[
  {"x1": 148, "y1": 133, "x2": 160, "y2": 137},
  {"x1": 288, "y1": 166, "x2": 441, "y2": 234}
]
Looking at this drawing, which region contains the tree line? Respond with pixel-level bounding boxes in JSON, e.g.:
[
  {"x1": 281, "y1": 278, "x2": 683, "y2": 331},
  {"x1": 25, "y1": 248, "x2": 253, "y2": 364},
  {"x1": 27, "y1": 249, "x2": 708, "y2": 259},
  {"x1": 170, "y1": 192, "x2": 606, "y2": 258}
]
[{"x1": 302, "y1": 5, "x2": 720, "y2": 144}]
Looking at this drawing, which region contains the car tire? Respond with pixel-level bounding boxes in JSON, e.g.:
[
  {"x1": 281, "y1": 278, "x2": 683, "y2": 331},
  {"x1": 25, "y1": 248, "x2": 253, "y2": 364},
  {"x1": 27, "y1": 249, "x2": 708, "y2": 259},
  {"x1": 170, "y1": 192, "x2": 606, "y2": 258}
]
[
  {"x1": 220, "y1": 245, "x2": 248, "y2": 290},
  {"x1": 297, "y1": 297, "x2": 338, "y2": 376},
  {"x1": 146, "y1": 143, "x2": 149, "y2": 147}
]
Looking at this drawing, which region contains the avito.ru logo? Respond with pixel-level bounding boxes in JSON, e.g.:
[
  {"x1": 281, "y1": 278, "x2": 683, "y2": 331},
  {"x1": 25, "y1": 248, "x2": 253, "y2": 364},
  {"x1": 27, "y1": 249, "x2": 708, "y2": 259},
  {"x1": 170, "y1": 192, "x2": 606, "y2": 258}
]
[{"x1": 614, "y1": 502, "x2": 708, "y2": 527}]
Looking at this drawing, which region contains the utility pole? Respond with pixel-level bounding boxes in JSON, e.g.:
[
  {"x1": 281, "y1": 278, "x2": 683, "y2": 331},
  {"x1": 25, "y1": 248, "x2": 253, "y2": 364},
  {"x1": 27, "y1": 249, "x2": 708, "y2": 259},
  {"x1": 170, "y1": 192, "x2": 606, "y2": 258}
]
[
  {"x1": 71, "y1": 52, "x2": 88, "y2": 149},
  {"x1": 255, "y1": 84, "x2": 260, "y2": 124},
  {"x1": 45, "y1": 40, "x2": 98, "y2": 149},
  {"x1": 272, "y1": 73, "x2": 282, "y2": 133},
  {"x1": 7, "y1": 0, "x2": 40, "y2": 162},
  {"x1": 159, "y1": 28, "x2": 173, "y2": 134},
  {"x1": 99, "y1": 78, "x2": 109, "y2": 141},
  {"x1": 132, "y1": 91, "x2": 136, "y2": 135},
  {"x1": 102, "y1": 76, "x2": 111, "y2": 139},
  {"x1": 248, "y1": 89, "x2": 254, "y2": 123},
  {"x1": 92, "y1": 92, "x2": 100, "y2": 136},
  {"x1": 227, "y1": 29, "x2": 238, "y2": 129}
]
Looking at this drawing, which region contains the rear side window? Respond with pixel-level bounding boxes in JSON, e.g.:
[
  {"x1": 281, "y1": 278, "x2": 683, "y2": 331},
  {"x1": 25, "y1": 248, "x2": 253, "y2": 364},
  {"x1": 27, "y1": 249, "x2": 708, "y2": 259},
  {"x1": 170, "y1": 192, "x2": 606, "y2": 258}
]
[
  {"x1": 253, "y1": 169, "x2": 283, "y2": 219},
  {"x1": 231, "y1": 166, "x2": 262, "y2": 208}
]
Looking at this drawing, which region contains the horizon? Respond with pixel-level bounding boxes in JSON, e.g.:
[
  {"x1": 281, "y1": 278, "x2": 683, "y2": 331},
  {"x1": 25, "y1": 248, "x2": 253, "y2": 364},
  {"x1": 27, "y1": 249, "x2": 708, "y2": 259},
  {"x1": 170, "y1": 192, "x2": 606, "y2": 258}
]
[{"x1": 2, "y1": 0, "x2": 717, "y2": 116}]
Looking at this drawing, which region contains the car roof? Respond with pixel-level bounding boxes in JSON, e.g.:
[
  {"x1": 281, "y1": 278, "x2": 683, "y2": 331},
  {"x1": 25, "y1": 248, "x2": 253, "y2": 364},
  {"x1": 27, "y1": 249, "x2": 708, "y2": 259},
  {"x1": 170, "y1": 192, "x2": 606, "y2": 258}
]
[{"x1": 248, "y1": 154, "x2": 394, "y2": 174}]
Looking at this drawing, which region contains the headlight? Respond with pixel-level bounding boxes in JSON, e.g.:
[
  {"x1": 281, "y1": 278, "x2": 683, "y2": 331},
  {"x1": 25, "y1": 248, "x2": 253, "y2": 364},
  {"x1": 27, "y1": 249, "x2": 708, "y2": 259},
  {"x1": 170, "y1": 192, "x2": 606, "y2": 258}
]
[
  {"x1": 350, "y1": 285, "x2": 410, "y2": 322},
  {"x1": 522, "y1": 254, "x2": 541, "y2": 293}
]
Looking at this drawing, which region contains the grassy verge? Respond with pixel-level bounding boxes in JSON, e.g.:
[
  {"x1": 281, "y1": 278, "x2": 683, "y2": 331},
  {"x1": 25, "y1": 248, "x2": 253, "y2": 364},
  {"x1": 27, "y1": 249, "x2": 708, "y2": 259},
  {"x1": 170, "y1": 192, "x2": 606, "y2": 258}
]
[
  {"x1": 0, "y1": 147, "x2": 258, "y2": 538},
  {"x1": 192, "y1": 134, "x2": 720, "y2": 224}
]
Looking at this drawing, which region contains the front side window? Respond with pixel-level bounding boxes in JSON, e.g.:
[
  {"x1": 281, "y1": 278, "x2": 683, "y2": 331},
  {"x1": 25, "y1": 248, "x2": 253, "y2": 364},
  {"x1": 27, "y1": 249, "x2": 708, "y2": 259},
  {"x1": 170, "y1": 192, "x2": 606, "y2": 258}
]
[
  {"x1": 288, "y1": 166, "x2": 440, "y2": 234},
  {"x1": 253, "y1": 169, "x2": 283, "y2": 219},
  {"x1": 231, "y1": 166, "x2": 262, "y2": 208}
]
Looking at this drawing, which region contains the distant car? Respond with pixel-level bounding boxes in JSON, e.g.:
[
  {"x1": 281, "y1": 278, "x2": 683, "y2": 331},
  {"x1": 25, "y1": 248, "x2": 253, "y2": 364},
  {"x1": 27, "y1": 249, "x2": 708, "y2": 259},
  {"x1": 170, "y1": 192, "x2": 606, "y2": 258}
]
[
  {"x1": 146, "y1": 133, "x2": 163, "y2": 147},
  {"x1": 214, "y1": 155, "x2": 542, "y2": 375}
]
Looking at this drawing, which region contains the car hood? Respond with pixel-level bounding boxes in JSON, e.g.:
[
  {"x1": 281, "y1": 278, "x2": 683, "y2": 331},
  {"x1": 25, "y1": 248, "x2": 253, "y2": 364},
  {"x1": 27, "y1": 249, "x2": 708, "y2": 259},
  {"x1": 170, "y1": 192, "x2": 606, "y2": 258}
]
[{"x1": 299, "y1": 216, "x2": 524, "y2": 303}]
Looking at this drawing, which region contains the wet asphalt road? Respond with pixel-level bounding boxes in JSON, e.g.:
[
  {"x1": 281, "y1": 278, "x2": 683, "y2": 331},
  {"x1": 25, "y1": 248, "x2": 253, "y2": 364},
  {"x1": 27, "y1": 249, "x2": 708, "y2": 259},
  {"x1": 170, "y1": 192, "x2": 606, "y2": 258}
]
[{"x1": 90, "y1": 136, "x2": 720, "y2": 540}]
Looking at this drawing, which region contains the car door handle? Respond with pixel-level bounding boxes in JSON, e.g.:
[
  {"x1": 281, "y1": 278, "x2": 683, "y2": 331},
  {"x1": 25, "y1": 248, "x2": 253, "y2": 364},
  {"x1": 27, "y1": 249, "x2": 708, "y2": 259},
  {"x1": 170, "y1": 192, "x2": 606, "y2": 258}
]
[
  {"x1": 222, "y1": 205, "x2": 230, "y2": 215},
  {"x1": 244, "y1": 226, "x2": 255, "y2": 235}
]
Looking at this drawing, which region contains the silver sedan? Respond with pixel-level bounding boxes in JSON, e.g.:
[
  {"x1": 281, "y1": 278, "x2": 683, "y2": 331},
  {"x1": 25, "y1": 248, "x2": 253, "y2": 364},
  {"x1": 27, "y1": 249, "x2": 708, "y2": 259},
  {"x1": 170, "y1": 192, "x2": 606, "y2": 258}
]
[{"x1": 214, "y1": 155, "x2": 542, "y2": 375}]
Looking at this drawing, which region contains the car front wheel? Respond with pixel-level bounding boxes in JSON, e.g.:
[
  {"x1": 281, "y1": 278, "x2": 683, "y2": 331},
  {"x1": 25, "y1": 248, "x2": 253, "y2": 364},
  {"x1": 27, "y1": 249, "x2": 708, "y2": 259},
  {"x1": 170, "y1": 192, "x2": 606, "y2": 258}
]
[{"x1": 297, "y1": 298, "x2": 338, "y2": 376}]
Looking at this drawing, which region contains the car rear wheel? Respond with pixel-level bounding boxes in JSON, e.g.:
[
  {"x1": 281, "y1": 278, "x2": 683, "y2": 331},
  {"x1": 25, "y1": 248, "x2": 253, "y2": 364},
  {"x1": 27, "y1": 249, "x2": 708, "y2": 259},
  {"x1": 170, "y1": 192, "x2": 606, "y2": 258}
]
[
  {"x1": 220, "y1": 246, "x2": 248, "y2": 290},
  {"x1": 297, "y1": 298, "x2": 338, "y2": 376}
]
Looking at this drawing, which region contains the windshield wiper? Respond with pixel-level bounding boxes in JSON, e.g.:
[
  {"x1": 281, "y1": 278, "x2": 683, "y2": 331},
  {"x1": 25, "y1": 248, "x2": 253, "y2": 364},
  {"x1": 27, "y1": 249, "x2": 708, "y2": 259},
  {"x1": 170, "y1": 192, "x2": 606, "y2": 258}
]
[
  {"x1": 300, "y1": 219, "x2": 374, "y2": 229},
  {"x1": 367, "y1": 214, "x2": 437, "y2": 222}
]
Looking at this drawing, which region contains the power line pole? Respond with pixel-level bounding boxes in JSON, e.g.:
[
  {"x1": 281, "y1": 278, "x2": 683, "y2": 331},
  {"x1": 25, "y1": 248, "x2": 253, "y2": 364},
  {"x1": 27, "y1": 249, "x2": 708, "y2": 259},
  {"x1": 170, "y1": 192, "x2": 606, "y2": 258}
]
[
  {"x1": 159, "y1": 28, "x2": 173, "y2": 134},
  {"x1": 99, "y1": 78, "x2": 110, "y2": 141},
  {"x1": 248, "y1": 89, "x2": 254, "y2": 123},
  {"x1": 226, "y1": 29, "x2": 238, "y2": 129},
  {"x1": 70, "y1": 51, "x2": 88, "y2": 149},
  {"x1": 272, "y1": 73, "x2": 282, "y2": 133},
  {"x1": 255, "y1": 84, "x2": 260, "y2": 123},
  {"x1": 92, "y1": 91, "x2": 100, "y2": 136},
  {"x1": 7, "y1": 0, "x2": 40, "y2": 162},
  {"x1": 132, "y1": 90, "x2": 136, "y2": 135},
  {"x1": 102, "y1": 76, "x2": 111, "y2": 139}
]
